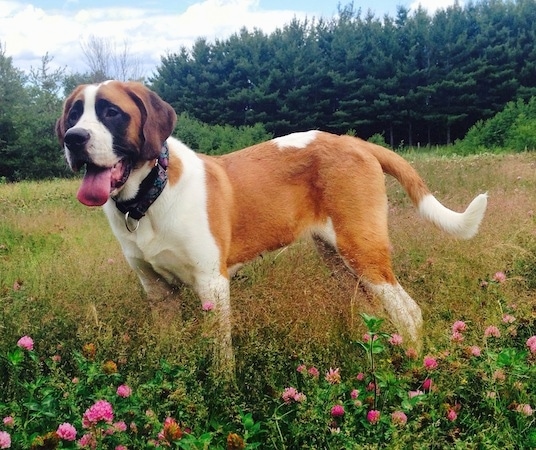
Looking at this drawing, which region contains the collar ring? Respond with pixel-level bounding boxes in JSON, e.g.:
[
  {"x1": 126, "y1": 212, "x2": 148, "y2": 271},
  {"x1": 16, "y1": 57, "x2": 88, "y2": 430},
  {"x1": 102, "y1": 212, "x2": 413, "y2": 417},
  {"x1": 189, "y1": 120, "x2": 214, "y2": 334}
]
[{"x1": 124, "y1": 211, "x2": 140, "y2": 233}]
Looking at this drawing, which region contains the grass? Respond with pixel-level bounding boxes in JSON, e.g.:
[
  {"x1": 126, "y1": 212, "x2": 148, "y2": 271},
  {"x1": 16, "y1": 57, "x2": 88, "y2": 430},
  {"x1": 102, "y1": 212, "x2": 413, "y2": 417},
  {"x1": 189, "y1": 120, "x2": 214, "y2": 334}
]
[{"x1": 0, "y1": 151, "x2": 535, "y2": 448}]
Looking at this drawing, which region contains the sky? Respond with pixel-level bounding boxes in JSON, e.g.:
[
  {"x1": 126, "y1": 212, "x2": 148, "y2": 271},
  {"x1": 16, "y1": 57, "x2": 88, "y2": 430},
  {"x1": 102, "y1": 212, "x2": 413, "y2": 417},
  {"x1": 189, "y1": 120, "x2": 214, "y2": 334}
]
[{"x1": 0, "y1": 0, "x2": 463, "y2": 77}]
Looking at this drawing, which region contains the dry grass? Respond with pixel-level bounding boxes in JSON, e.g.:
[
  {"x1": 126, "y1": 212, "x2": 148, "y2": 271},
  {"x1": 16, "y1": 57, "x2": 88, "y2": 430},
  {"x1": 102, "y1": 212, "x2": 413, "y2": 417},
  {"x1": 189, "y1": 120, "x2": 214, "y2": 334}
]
[{"x1": 1, "y1": 152, "x2": 536, "y2": 377}]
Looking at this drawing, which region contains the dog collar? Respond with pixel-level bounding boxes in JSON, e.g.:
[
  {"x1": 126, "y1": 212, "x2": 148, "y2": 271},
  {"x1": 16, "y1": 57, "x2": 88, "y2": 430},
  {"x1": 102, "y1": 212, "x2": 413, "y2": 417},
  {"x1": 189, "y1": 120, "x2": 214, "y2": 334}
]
[{"x1": 114, "y1": 142, "x2": 169, "y2": 232}]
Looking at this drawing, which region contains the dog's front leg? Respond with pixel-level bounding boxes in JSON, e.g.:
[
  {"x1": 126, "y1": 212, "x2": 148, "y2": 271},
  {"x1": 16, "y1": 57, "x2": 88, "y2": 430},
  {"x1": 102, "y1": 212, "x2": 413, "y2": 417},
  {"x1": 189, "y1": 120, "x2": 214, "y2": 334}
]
[
  {"x1": 129, "y1": 258, "x2": 182, "y2": 322},
  {"x1": 194, "y1": 274, "x2": 235, "y2": 379}
]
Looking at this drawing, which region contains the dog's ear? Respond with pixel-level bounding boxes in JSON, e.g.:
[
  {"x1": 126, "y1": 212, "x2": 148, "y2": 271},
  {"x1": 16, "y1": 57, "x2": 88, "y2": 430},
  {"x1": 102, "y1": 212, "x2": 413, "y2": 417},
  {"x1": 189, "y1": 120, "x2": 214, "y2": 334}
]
[
  {"x1": 126, "y1": 82, "x2": 177, "y2": 160},
  {"x1": 56, "y1": 85, "x2": 86, "y2": 144}
]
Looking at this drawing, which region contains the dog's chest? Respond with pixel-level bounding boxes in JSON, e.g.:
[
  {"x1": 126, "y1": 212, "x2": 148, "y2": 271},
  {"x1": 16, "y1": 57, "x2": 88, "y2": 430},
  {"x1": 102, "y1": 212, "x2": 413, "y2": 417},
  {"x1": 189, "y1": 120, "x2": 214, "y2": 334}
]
[{"x1": 105, "y1": 203, "x2": 221, "y2": 287}]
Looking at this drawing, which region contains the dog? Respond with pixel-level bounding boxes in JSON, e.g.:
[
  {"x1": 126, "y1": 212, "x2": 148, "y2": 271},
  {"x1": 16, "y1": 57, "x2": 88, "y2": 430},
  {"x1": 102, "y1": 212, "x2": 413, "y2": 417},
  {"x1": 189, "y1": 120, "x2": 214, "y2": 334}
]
[{"x1": 56, "y1": 80, "x2": 487, "y2": 374}]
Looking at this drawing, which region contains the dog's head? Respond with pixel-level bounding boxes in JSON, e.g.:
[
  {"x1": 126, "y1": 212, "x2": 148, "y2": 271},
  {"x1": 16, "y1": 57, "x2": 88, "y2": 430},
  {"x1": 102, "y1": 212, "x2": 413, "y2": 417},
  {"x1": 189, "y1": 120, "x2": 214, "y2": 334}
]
[{"x1": 56, "y1": 80, "x2": 176, "y2": 206}]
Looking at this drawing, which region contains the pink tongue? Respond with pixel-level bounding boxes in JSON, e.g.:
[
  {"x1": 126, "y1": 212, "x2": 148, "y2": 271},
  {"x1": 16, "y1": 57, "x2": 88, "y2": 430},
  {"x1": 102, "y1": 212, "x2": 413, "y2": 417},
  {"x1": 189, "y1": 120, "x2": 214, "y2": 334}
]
[{"x1": 77, "y1": 165, "x2": 112, "y2": 206}]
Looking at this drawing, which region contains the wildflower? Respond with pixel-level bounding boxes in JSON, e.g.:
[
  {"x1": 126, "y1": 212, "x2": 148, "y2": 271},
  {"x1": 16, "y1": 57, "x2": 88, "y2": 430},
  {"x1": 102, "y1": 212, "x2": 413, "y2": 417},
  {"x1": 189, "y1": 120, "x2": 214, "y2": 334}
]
[
  {"x1": 281, "y1": 387, "x2": 306, "y2": 404},
  {"x1": 446, "y1": 409, "x2": 457, "y2": 421},
  {"x1": 161, "y1": 417, "x2": 183, "y2": 442},
  {"x1": 325, "y1": 367, "x2": 341, "y2": 384},
  {"x1": 102, "y1": 360, "x2": 118, "y2": 374},
  {"x1": 115, "y1": 446, "x2": 128, "y2": 450},
  {"x1": 78, "y1": 433, "x2": 96, "y2": 449},
  {"x1": 296, "y1": 364, "x2": 306, "y2": 374},
  {"x1": 493, "y1": 271, "x2": 506, "y2": 283},
  {"x1": 2, "y1": 417, "x2": 14, "y2": 428},
  {"x1": 16, "y1": 335, "x2": 33, "y2": 351},
  {"x1": 57, "y1": 423, "x2": 77, "y2": 441},
  {"x1": 451, "y1": 331, "x2": 464, "y2": 343},
  {"x1": 350, "y1": 389, "x2": 359, "y2": 399},
  {"x1": 452, "y1": 321, "x2": 466, "y2": 334},
  {"x1": 82, "y1": 343, "x2": 96, "y2": 359},
  {"x1": 72, "y1": 377, "x2": 79, "y2": 384},
  {"x1": 330, "y1": 405, "x2": 345, "y2": 417},
  {"x1": 117, "y1": 384, "x2": 132, "y2": 398},
  {"x1": 51, "y1": 354, "x2": 61, "y2": 363},
  {"x1": 516, "y1": 404, "x2": 533, "y2": 416},
  {"x1": 307, "y1": 366, "x2": 319, "y2": 378},
  {"x1": 388, "y1": 334, "x2": 403, "y2": 346},
  {"x1": 367, "y1": 410, "x2": 381, "y2": 424},
  {"x1": 492, "y1": 369, "x2": 506, "y2": 383},
  {"x1": 391, "y1": 411, "x2": 408, "y2": 426},
  {"x1": 356, "y1": 372, "x2": 365, "y2": 381},
  {"x1": 484, "y1": 325, "x2": 501, "y2": 338},
  {"x1": 469, "y1": 346, "x2": 482, "y2": 357},
  {"x1": 408, "y1": 390, "x2": 424, "y2": 399},
  {"x1": 363, "y1": 333, "x2": 377, "y2": 343},
  {"x1": 423, "y1": 356, "x2": 438, "y2": 370},
  {"x1": 405, "y1": 348, "x2": 418, "y2": 359},
  {"x1": 526, "y1": 336, "x2": 536, "y2": 354},
  {"x1": 0, "y1": 431, "x2": 10, "y2": 449},
  {"x1": 109, "y1": 421, "x2": 128, "y2": 434},
  {"x1": 502, "y1": 314, "x2": 516, "y2": 324},
  {"x1": 202, "y1": 301, "x2": 214, "y2": 312},
  {"x1": 226, "y1": 432, "x2": 245, "y2": 450},
  {"x1": 422, "y1": 378, "x2": 433, "y2": 391},
  {"x1": 82, "y1": 400, "x2": 114, "y2": 428}
]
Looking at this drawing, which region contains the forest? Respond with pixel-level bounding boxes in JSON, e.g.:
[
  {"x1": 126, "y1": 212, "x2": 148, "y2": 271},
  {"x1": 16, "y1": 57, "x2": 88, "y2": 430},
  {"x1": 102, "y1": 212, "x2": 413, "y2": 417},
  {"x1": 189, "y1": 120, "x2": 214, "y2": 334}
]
[
  {"x1": 151, "y1": 0, "x2": 536, "y2": 147},
  {"x1": 1, "y1": 0, "x2": 536, "y2": 181}
]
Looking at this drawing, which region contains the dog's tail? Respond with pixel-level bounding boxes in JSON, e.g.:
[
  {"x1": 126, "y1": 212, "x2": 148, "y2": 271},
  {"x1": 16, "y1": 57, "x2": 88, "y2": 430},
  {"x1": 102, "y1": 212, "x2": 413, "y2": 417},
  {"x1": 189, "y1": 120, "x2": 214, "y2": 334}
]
[{"x1": 361, "y1": 139, "x2": 487, "y2": 240}]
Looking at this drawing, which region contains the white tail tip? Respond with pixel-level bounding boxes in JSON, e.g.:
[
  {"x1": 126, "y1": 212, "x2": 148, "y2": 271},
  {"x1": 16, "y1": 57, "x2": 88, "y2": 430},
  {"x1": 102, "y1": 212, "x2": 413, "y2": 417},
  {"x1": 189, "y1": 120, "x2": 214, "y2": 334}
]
[{"x1": 418, "y1": 193, "x2": 488, "y2": 239}]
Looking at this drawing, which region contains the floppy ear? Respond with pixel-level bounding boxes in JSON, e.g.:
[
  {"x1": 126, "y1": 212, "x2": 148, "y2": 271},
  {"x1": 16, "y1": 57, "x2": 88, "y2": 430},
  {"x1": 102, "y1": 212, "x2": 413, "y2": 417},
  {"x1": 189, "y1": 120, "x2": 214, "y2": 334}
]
[
  {"x1": 56, "y1": 85, "x2": 87, "y2": 144},
  {"x1": 126, "y1": 82, "x2": 177, "y2": 160}
]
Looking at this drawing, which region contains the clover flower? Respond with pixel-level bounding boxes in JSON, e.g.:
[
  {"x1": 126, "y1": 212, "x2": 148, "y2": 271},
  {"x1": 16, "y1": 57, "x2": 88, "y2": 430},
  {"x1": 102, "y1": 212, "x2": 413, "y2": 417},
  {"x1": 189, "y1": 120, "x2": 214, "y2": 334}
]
[
  {"x1": 325, "y1": 367, "x2": 341, "y2": 384},
  {"x1": 391, "y1": 411, "x2": 407, "y2": 426},
  {"x1": 423, "y1": 356, "x2": 438, "y2": 370},
  {"x1": 446, "y1": 409, "x2": 457, "y2": 421},
  {"x1": 201, "y1": 301, "x2": 214, "y2": 312},
  {"x1": 82, "y1": 400, "x2": 114, "y2": 428},
  {"x1": 281, "y1": 387, "x2": 306, "y2": 404},
  {"x1": 57, "y1": 423, "x2": 77, "y2": 441},
  {"x1": 331, "y1": 405, "x2": 345, "y2": 417},
  {"x1": 367, "y1": 410, "x2": 381, "y2": 424},
  {"x1": 388, "y1": 333, "x2": 403, "y2": 346},
  {"x1": 526, "y1": 336, "x2": 536, "y2": 354},
  {"x1": 484, "y1": 325, "x2": 501, "y2": 338},
  {"x1": 0, "y1": 431, "x2": 10, "y2": 449},
  {"x1": 17, "y1": 336, "x2": 33, "y2": 351},
  {"x1": 116, "y1": 384, "x2": 132, "y2": 398},
  {"x1": 452, "y1": 321, "x2": 467, "y2": 334}
]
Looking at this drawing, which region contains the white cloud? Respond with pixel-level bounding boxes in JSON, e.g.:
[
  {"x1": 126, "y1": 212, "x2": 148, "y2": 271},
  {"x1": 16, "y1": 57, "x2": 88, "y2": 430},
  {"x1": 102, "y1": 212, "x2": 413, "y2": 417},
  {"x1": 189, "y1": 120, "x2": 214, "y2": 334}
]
[{"x1": 0, "y1": 0, "x2": 309, "y2": 76}]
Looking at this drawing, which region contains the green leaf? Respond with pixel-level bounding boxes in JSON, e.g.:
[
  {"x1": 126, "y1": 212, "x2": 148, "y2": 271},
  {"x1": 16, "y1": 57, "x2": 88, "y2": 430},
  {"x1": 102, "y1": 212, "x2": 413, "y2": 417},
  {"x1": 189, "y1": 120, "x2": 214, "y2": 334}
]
[{"x1": 7, "y1": 347, "x2": 24, "y2": 365}]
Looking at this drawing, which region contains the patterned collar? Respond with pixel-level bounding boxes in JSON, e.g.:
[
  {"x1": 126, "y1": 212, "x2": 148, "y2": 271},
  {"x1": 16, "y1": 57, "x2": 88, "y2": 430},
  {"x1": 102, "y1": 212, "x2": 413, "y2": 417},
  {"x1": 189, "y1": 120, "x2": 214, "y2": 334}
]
[{"x1": 114, "y1": 142, "x2": 169, "y2": 232}]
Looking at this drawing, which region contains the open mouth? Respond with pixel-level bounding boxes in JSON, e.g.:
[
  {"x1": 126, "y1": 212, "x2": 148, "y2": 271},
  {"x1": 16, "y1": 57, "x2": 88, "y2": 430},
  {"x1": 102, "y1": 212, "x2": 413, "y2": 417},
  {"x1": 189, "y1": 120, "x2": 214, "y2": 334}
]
[{"x1": 76, "y1": 159, "x2": 132, "y2": 206}]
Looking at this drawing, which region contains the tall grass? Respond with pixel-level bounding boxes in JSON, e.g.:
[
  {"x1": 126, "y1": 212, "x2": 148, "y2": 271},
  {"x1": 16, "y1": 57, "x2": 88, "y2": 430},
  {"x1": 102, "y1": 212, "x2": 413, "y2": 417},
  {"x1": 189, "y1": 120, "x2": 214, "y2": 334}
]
[{"x1": 1, "y1": 152, "x2": 535, "y2": 447}]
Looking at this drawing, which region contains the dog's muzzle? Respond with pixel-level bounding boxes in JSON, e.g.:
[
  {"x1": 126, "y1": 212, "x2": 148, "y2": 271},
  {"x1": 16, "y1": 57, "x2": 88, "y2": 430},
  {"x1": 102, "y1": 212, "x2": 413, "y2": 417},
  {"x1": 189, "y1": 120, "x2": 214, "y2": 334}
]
[{"x1": 63, "y1": 127, "x2": 132, "y2": 207}]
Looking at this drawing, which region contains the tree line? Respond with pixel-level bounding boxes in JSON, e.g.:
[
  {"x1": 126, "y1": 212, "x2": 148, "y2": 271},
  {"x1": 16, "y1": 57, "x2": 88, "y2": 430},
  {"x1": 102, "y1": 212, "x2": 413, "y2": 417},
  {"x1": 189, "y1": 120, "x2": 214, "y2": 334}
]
[
  {"x1": 1, "y1": 0, "x2": 536, "y2": 181},
  {"x1": 151, "y1": 0, "x2": 536, "y2": 147}
]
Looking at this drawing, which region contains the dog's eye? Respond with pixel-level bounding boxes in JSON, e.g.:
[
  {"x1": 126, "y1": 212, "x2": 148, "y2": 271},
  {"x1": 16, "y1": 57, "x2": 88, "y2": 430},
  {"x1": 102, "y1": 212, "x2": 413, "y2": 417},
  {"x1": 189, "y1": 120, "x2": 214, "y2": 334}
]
[
  {"x1": 68, "y1": 109, "x2": 80, "y2": 125},
  {"x1": 104, "y1": 106, "x2": 121, "y2": 119}
]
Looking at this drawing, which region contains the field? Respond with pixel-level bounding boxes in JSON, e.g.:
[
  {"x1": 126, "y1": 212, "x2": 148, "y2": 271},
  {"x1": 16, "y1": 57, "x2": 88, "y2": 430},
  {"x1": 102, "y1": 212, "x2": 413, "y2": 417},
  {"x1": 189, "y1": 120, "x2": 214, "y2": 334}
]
[{"x1": 1, "y1": 151, "x2": 535, "y2": 448}]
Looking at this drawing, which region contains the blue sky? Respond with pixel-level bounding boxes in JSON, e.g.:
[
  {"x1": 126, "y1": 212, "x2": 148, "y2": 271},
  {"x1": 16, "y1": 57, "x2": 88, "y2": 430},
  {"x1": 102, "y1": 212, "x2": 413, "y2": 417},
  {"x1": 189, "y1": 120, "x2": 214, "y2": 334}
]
[{"x1": 0, "y1": 0, "x2": 458, "y2": 76}]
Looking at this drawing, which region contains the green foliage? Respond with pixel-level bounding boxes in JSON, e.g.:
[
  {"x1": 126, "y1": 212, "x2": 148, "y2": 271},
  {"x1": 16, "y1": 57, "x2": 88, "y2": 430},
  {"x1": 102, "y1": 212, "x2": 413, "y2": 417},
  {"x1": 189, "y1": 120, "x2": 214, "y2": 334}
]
[
  {"x1": 174, "y1": 113, "x2": 272, "y2": 155},
  {"x1": 1, "y1": 313, "x2": 534, "y2": 448},
  {"x1": 456, "y1": 97, "x2": 536, "y2": 153},
  {"x1": 0, "y1": 52, "x2": 70, "y2": 181}
]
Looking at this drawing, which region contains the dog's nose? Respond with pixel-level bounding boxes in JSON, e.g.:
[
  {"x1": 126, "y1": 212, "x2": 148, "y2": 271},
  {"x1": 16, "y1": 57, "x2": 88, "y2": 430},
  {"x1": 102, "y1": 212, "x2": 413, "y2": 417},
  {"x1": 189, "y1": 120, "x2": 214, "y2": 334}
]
[{"x1": 64, "y1": 128, "x2": 90, "y2": 152}]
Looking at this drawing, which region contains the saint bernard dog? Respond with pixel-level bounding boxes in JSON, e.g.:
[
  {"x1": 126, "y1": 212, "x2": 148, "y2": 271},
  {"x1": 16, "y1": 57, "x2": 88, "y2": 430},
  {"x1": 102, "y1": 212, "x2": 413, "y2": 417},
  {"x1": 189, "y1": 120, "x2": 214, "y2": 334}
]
[{"x1": 57, "y1": 80, "x2": 487, "y2": 374}]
